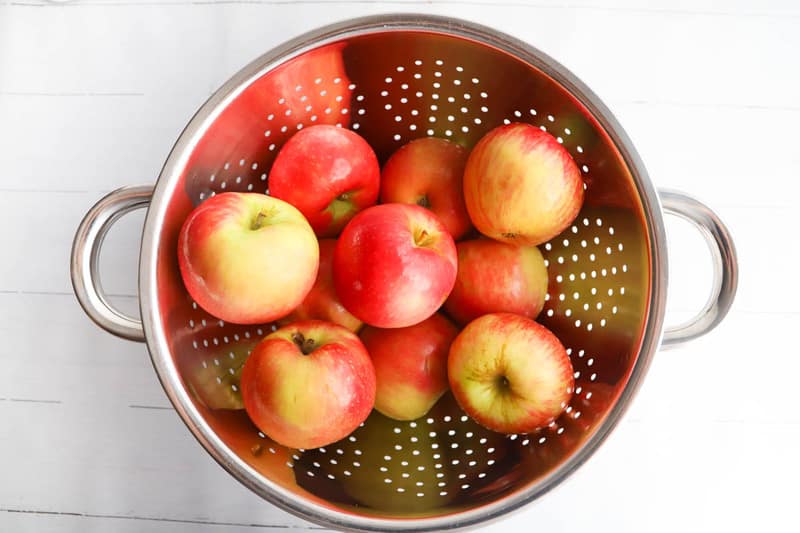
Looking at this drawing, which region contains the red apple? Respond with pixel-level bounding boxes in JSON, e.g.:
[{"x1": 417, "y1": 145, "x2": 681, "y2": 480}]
[
  {"x1": 380, "y1": 137, "x2": 472, "y2": 240},
  {"x1": 178, "y1": 192, "x2": 318, "y2": 324},
  {"x1": 463, "y1": 123, "x2": 584, "y2": 246},
  {"x1": 444, "y1": 239, "x2": 548, "y2": 325},
  {"x1": 448, "y1": 313, "x2": 574, "y2": 434},
  {"x1": 360, "y1": 313, "x2": 458, "y2": 420},
  {"x1": 333, "y1": 204, "x2": 457, "y2": 328},
  {"x1": 277, "y1": 239, "x2": 362, "y2": 332},
  {"x1": 268, "y1": 125, "x2": 380, "y2": 237},
  {"x1": 240, "y1": 320, "x2": 376, "y2": 449}
]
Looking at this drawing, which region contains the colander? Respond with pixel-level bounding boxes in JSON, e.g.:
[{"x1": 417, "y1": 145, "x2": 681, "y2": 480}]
[{"x1": 69, "y1": 14, "x2": 738, "y2": 532}]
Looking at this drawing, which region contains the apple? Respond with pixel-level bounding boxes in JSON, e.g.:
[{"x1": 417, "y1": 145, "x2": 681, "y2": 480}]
[
  {"x1": 184, "y1": 339, "x2": 257, "y2": 410},
  {"x1": 360, "y1": 313, "x2": 458, "y2": 420},
  {"x1": 333, "y1": 204, "x2": 457, "y2": 329},
  {"x1": 304, "y1": 409, "x2": 457, "y2": 513},
  {"x1": 268, "y1": 125, "x2": 380, "y2": 237},
  {"x1": 444, "y1": 239, "x2": 548, "y2": 325},
  {"x1": 277, "y1": 239, "x2": 362, "y2": 332},
  {"x1": 240, "y1": 320, "x2": 376, "y2": 450},
  {"x1": 463, "y1": 123, "x2": 584, "y2": 246},
  {"x1": 178, "y1": 192, "x2": 319, "y2": 324},
  {"x1": 380, "y1": 137, "x2": 472, "y2": 240},
  {"x1": 299, "y1": 393, "x2": 523, "y2": 512},
  {"x1": 448, "y1": 313, "x2": 574, "y2": 434},
  {"x1": 301, "y1": 394, "x2": 516, "y2": 512}
]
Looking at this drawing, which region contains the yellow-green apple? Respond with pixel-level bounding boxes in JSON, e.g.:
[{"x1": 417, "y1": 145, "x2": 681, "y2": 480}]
[
  {"x1": 277, "y1": 239, "x2": 362, "y2": 332},
  {"x1": 444, "y1": 239, "x2": 548, "y2": 325},
  {"x1": 448, "y1": 313, "x2": 574, "y2": 434},
  {"x1": 300, "y1": 395, "x2": 517, "y2": 512},
  {"x1": 306, "y1": 409, "x2": 457, "y2": 513},
  {"x1": 178, "y1": 192, "x2": 319, "y2": 324},
  {"x1": 333, "y1": 204, "x2": 457, "y2": 328},
  {"x1": 240, "y1": 320, "x2": 376, "y2": 449},
  {"x1": 380, "y1": 137, "x2": 472, "y2": 240},
  {"x1": 463, "y1": 123, "x2": 584, "y2": 246},
  {"x1": 360, "y1": 313, "x2": 458, "y2": 420},
  {"x1": 268, "y1": 125, "x2": 380, "y2": 237},
  {"x1": 185, "y1": 340, "x2": 256, "y2": 410}
]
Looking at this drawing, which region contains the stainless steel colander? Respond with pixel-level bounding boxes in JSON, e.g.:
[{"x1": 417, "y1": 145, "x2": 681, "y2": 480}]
[{"x1": 70, "y1": 15, "x2": 738, "y2": 532}]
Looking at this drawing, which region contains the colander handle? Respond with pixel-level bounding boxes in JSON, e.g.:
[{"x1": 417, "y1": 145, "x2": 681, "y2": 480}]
[
  {"x1": 70, "y1": 186, "x2": 152, "y2": 342},
  {"x1": 659, "y1": 189, "x2": 738, "y2": 347}
]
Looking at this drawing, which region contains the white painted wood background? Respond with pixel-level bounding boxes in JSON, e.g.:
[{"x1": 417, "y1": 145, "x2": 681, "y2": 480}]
[{"x1": 1, "y1": 0, "x2": 797, "y2": 531}]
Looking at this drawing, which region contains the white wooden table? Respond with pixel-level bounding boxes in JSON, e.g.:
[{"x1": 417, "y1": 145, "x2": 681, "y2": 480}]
[{"x1": 1, "y1": 1, "x2": 797, "y2": 531}]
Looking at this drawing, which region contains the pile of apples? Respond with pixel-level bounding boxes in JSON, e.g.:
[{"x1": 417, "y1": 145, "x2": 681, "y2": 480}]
[{"x1": 178, "y1": 121, "x2": 584, "y2": 450}]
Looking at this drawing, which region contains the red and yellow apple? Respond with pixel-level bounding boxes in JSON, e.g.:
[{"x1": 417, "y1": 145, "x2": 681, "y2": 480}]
[
  {"x1": 448, "y1": 313, "x2": 574, "y2": 434},
  {"x1": 178, "y1": 192, "x2": 319, "y2": 324},
  {"x1": 380, "y1": 137, "x2": 472, "y2": 240},
  {"x1": 444, "y1": 239, "x2": 548, "y2": 325},
  {"x1": 360, "y1": 313, "x2": 458, "y2": 420},
  {"x1": 240, "y1": 320, "x2": 376, "y2": 449},
  {"x1": 333, "y1": 204, "x2": 457, "y2": 328},
  {"x1": 463, "y1": 123, "x2": 584, "y2": 246},
  {"x1": 277, "y1": 239, "x2": 362, "y2": 332},
  {"x1": 268, "y1": 125, "x2": 380, "y2": 237}
]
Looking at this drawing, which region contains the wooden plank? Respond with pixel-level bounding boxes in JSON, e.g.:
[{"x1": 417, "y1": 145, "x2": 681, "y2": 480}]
[
  {"x1": 608, "y1": 102, "x2": 800, "y2": 209},
  {"x1": 0, "y1": 186, "x2": 791, "y2": 313},
  {"x1": 1, "y1": 2, "x2": 797, "y2": 109},
  {"x1": 5, "y1": 0, "x2": 800, "y2": 17},
  {"x1": 481, "y1": 418, "x2": 799, "y2": 532},
  {"x1": 0, "y1": 292, "x2": 163, "y2": 405},
  {"x1": 2, "y1": 95, "x2": 797, "y2": 204},
  {"x1": 0, "y1": 510, "x2": 330, "y2": 533},
  {"x1": 1, "y1": 365, "x2": 795, "y2": 531},
  {"x1": 0, "y1": 1, "x2": 794, "y2": 531},
  {"x1": 0, "y1": 309, "x2": 794, "y2": 499},
  {"x1": 0, "y1": 400, "x2": 324, "y2": 529},
  {"x1": 2, "y1": 289, "x2": 792, "y2": 414}
]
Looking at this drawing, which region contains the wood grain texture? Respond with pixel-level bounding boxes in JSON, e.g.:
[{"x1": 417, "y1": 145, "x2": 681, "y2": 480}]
[{"x1": 0, "y1": 1, "x2": 795, "y2": 531}]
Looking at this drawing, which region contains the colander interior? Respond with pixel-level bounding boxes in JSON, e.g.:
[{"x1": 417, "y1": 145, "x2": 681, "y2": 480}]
[{"x1": 149, "y1": 27, "x2": 651, "y2": 522}]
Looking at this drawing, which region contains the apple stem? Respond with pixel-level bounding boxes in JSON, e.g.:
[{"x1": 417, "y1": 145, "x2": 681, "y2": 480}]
[
  {"x1": 416, "y1": 195, "x2": 431, "y2": 208},
  {"x1": 291, "y1": 332, "x2": 316, "y2": 355},
  {"x1": 413, "y1": 228, "x2": 435, "y2": 247},
  {"x1": 252, "y1": 211, "x2": 268, "y2": 230}
]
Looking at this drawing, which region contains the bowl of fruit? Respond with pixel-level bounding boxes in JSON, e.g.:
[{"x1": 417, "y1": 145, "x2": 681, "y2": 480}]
[{"x1": 70, "y1": 14, "x2": 738, "y2": 532}]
